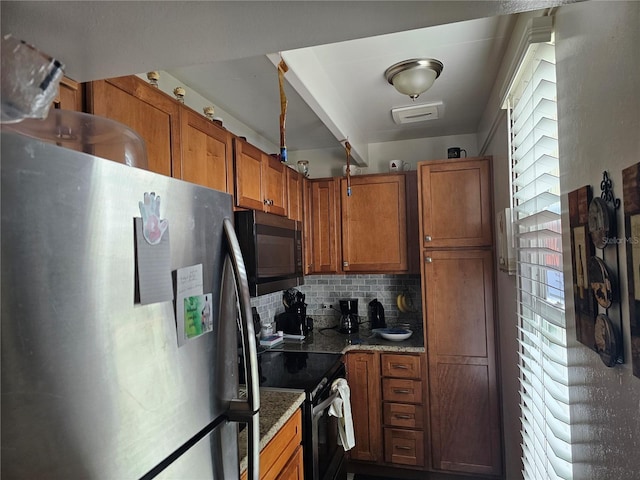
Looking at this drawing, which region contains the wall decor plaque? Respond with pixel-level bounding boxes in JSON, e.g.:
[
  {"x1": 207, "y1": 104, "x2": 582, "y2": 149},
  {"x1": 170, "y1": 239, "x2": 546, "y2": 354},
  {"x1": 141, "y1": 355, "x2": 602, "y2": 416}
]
[
  {"x1": 622, "y1": 162, "x2": 640, "y2": 378},
  {"x1": 569, "y1": 185, "x2": 598, "y2": 350}
]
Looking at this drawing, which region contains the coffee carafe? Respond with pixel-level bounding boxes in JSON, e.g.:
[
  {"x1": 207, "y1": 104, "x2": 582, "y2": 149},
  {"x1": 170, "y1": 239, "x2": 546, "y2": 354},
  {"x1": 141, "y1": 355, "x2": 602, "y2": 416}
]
[{"x1": 339, "y1": 298, "x2": 359, "y2": 334}]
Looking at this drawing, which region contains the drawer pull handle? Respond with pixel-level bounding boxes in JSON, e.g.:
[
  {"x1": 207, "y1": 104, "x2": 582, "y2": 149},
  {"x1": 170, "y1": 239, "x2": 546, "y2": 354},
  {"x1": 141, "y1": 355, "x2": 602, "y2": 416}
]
[
  {"x1": 395, "y1": 414, "x2": 414, "y2": 419},
  {"x1": 395, "y1": 445, "x2": 412, "y2": 451},
  {"x1": 391, "y1": 364, "x2": 409, "y2": 369},
  {"x1": 393, "y1": 389, "x2": 411, "y2": 394}
]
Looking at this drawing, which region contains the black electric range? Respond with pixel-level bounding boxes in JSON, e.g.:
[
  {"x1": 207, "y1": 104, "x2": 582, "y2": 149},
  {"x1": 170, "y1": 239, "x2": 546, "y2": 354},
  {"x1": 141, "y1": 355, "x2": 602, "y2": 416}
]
[
  {"x1": 256, "y1": 350, "x2": 347, "y2": 480},
  {"x1": 257, "y1": 350, "x2": 343, "y2": 397}
]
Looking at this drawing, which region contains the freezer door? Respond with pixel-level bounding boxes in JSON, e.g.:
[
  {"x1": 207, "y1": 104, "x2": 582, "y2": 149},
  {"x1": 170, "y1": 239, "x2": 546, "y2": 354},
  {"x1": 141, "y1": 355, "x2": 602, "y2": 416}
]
[
  {"x1": 1, "y1": 132, "x2": 240, "y2": 478},
  {"x1": 150, "y1": 421, "x2": 238, "y2": 479}
]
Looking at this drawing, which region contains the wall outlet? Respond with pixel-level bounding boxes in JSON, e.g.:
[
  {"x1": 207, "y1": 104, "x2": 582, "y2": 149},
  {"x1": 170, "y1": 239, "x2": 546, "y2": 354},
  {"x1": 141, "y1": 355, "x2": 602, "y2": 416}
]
[{"x1": 322, "y1": 303, "x2": 332, "y2": 309}]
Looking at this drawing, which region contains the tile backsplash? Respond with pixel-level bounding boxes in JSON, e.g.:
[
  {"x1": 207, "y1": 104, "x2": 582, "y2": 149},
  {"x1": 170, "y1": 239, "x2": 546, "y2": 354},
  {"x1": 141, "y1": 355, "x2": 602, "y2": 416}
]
[{"x1": 250, "y1": 274, "x2": 422, "y2": 332}]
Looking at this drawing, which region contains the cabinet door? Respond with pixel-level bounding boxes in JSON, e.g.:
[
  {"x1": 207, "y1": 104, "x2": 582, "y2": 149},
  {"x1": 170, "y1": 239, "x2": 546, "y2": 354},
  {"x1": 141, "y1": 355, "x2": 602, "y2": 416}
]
[
  {"x1": 423, "y1": 249, "x2": 501, "y2": 476},
  {"x1": 308, "y1": 179, "x2": 341, "y2": 273},
  {"x1": 276, "y1": 445, "x2": 304, "y2": 480},
  {"x1": 419, "y1": 158, "x2": 492, "y2": 248},
  {"x1": 54, "y1": 77, "x2": 83, "y2": 111},
  {"x1": 346, "y1": 351, "x2": 382, "y2": 463},
  {"x1": 179, "y1": 107, "x2": 233, "y2": 193},
  {"x1": 86, "y1": 76, "x2": 180, "y2": 176},
  {"x1": 340, "y1": 174, "x2": 407, "y2": 272},
  {"x1": 234, "y1": 138, "x2": 265, "y2": 211},
  {"x1": 262, "y1": 153, "x2": 287, "y2": 216},
  {"x1": 287, "y1": 168, "x2": 303, "y2": 222}
]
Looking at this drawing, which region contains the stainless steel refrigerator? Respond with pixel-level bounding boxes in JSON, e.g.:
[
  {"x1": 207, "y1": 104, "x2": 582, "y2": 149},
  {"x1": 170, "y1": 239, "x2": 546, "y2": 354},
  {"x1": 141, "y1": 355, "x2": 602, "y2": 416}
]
[{"x1": 1, "y1": 130, "x2": 260, "y2": 479}]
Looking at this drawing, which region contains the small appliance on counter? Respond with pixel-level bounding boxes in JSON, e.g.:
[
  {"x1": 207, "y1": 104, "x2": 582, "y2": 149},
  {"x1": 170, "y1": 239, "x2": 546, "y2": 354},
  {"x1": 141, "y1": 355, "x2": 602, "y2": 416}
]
[
  {"x1": 368, "y1": 298, "x2": 386, "y2": 329},
  {"x1": 277, "y1": 288, "x2": 311, "y2": 336},
  {"x1": 339, "y1": 298, "x2": 359, "y2": 334}
]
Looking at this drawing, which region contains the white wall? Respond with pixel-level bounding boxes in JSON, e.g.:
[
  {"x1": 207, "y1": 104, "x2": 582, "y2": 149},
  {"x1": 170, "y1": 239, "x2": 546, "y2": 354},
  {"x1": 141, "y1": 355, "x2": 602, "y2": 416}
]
[
  {"x1": 555, "y1": 1, "x2": 640, "y2": 478},
  {"x1": 479, "y1": 111, "x2": 521, "y2": 479},
  {"x1": 289, "y1": 133, "x2": 478, "y2": 178},
  {"x1": 135, "y1": 71, "x2": 278, "y2": 154}
]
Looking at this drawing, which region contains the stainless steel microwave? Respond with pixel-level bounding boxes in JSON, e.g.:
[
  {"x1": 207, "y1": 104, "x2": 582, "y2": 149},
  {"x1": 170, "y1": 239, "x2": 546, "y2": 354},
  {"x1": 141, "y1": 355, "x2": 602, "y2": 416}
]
[{"x1": 235, "y1": 210, "x2": 303, "y2": 297}]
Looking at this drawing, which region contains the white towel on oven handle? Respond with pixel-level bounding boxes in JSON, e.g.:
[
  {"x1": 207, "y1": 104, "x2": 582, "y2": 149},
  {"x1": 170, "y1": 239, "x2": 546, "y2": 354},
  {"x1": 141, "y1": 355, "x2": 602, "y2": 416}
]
[{"x1": 328, "y1": 378, "x2": 355, "y2": 451}]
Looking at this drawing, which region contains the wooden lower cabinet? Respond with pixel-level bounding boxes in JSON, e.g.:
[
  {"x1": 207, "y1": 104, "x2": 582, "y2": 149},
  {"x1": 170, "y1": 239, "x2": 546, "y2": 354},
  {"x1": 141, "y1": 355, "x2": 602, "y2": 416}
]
[
  {"x1": 277, "y1": 445, "x2": 303, "y2": 480},
  {"x1": 241, "y1": 409, "x2": 302, "y2": 480},
  {"x1": 380, "y1": 353, "x2": 426, "y2": 469},
  {"x1": 422, "y1": 248, "x2": 502, "y2": 476},
  {"x1": 347, "y1": 351, "x2": 427, "y2": 471},
  {"x1": 345, "y1": 351, "x2": 382, "y2": 463}
]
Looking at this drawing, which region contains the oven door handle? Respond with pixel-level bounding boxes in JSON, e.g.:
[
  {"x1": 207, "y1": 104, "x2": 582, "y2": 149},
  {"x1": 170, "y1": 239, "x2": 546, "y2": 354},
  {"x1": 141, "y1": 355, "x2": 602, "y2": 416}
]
[{"x1": 312, "y1": 389, "x2": 340, "y2": 418}]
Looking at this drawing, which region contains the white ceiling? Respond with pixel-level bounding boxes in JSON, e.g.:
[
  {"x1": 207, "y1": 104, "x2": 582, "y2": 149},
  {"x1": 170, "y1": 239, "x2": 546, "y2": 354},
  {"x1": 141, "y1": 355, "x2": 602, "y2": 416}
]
[
  {"x1": 167, "y1": 14, "x2": 516, "y2": 159},
  {"x1": 2, "y1": 1, "x2": 579, "y2": 163}
]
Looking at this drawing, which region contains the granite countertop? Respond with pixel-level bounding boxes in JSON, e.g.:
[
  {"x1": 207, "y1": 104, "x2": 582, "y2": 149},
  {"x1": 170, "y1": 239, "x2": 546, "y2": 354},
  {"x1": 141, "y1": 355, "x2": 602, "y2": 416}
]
[
  {"x1": 238, "y1": 389, "x2": 306, "y2": 475},
  {"x1": 267, "y1": 322, "x2": 425, "y2": 354}
]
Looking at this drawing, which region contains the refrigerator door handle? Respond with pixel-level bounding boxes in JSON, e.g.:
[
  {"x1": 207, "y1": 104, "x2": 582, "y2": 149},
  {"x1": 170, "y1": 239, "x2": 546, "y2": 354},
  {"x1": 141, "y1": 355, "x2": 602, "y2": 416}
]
[{"x1": 222, "y1": 218, "x2": 260, "y2": 480}]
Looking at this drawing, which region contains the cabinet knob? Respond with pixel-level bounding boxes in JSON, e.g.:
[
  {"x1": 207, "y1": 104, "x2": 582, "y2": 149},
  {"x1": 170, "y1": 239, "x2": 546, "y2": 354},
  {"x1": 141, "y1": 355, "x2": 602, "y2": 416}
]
[
  {"x1": 343, "y1": 261, "x2": 349, "y2": 267},
  {"x1": 424, "y1": 256, "x2": 433, "y2": 263},
  {"x1": 424, "y1": 235, "x2": 432, "y2": 242},
  {"x1": 263, "y1": 198, "x2": 269, "y2": 205}
]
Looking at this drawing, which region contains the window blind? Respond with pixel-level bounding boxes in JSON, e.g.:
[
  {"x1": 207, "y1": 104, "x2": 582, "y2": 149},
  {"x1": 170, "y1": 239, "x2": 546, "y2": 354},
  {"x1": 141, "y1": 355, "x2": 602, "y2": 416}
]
[{"x1": 507, "y1": 41, "x2": 573, "y2": 480}]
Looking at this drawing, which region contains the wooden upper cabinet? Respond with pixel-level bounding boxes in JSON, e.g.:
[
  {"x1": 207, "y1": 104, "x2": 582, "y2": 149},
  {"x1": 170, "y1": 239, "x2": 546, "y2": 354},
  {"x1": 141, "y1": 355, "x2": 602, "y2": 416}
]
[
  {"x1": 234, "y1": 138, "x2": 263, "y2": 210},
  {"x1": 422, "y1": 248, "x2": 501, "y2": 476},
  {"x1": 308, "y1": 179, "x2": 341, "y2": 273},
  {"x1": 234, "y1": 138, "x2": 287, "y2": 216},
  {"x1": 86, "y1": 75, "x2": 180, "y2": 176},
  {"x1": 262, "y1": 153, "x2": 287, "y2": 216},
  {"x1": 418, "y1": 157, "x2": 492, "y2": 248},
  {"x1": 179, "y1": 107, "x2": 233, "y2": 193},
  {"x1": 286, "y1": 167, "x2": 303, "y2": 222},
  {"x1": 54, "y1": 77, "x2": 83, "y2": 111},
  {"x1": 340, "y1": 174, "x2": 407, "y2": 272}
]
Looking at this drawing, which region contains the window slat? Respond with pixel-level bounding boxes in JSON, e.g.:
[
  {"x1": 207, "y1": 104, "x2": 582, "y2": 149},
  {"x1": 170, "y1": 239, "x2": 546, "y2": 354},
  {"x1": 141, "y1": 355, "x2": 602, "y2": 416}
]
[{"x1": 508, "y1": 40, "x2": 572, "y2": 480}]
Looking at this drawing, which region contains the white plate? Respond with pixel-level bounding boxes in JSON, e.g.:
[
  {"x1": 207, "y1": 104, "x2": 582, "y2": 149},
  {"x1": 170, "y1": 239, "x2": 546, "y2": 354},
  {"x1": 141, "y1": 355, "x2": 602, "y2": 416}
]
[{"x1": 376, "y1": 328, "x2": 413, "y2": 341}]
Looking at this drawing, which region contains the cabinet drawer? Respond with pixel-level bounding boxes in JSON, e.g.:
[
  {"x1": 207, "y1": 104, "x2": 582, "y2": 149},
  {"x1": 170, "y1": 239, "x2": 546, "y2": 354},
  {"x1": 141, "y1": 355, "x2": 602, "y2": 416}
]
[
  {"x1": 384, "y1": 428, "x2": 424, "y2": 466},
  {"x1": 381, "y1": 354, "x2": 421, "y2": 379},
  {"x1": 382, "y1": 378, "x2": 422, "y2": 403},
  {"x1": 383, "y1": 402, "x2": 424, "y2": 429}
]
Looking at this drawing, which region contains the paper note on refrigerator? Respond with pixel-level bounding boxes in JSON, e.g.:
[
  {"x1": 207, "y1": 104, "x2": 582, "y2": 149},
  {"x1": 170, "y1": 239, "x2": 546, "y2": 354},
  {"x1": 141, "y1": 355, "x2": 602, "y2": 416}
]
[
  {"x1": 175, "y1": 264, "x2": 203, "y2": 346},
  {"x1": 135, "y1": 217, "x2": 173, "y2": 305}
]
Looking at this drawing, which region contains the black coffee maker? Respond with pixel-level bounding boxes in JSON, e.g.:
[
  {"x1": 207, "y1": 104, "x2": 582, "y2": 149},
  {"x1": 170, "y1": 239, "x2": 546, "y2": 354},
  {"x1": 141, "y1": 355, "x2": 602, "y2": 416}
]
[
  {"x1": 339, "y1": 298, "x2": 359, "y2": 334},
  {"x1": 277, "y1": 288, "x2": 309, "y2": 335}
]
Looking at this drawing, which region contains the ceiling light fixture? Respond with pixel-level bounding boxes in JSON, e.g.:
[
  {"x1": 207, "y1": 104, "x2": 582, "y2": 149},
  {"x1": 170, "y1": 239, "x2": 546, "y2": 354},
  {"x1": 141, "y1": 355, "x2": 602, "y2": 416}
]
[{"x1": 385, "y1": 58, "x2": 444, "y2": 100}]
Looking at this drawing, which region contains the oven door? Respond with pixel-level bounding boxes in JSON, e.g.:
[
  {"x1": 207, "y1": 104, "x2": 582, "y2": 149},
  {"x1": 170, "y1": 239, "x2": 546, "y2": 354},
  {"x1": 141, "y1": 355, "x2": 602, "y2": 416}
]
[{"x1": 310, "y1": 376, "x2": 347, "y2": 480}]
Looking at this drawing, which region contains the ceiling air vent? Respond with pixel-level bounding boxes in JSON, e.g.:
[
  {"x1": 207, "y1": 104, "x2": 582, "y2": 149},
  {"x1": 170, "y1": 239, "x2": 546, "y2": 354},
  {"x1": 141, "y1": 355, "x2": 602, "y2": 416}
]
[{"x1": 391, "y1": 101, "x2": 443, "y2": 125}]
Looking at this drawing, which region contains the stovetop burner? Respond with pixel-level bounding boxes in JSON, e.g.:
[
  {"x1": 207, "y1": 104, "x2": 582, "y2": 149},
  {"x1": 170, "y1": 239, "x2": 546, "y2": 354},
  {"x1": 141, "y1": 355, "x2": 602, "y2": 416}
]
[{"x1": 257, "y1": 351, "x2": 342, "y2": 393}]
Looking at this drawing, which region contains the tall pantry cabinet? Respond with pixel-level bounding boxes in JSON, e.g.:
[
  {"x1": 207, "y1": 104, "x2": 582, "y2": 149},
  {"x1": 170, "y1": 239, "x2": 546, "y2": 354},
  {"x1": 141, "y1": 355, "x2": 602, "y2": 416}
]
[{"x1": 418, "y1": 157, "x2": 502, "y2": 477}]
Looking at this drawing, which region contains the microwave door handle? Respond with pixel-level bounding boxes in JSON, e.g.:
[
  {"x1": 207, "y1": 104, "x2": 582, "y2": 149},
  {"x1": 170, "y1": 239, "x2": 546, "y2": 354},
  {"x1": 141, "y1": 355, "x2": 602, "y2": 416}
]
[{"x1": 222, "y1": 218, "x2": 260, "y2": 480}]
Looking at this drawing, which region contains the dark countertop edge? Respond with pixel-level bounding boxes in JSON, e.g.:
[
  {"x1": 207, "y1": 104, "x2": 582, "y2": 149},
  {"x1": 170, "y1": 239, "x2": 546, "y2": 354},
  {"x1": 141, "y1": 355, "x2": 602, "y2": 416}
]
[{"x1": 238, "y1": 389, "x2": 306, "y2": 475}]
